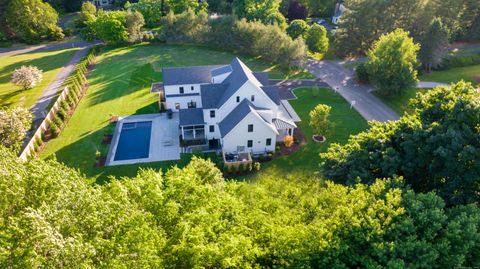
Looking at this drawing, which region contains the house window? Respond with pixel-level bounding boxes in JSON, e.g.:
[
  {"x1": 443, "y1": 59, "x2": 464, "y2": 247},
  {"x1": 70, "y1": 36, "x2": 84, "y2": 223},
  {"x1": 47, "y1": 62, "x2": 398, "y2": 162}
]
[
  {"x1": 210, "y1": 110, "x2": 215, "y2": 118},
  {"x1": 187, "y1": 101, "x2": 196, "y2": 108},
  {"x1": 236, "y1": 96, "x2": 240, "y2": 103},
  {"x1": 251, "y1": 95, "x2": 255, "y2": 102},
  {"x1": 247, "y1": 140, "x2": 253, "y2": 148},
  {"x1": 266, "y1": 138, "x2": 272, "y2": 146},
  {"x1": 191, "y1": 86, "x2": 194, "y2": 91},
  {"x1": 248, "y1": 124, "x2": 253, "y2": 132},
  {"x1": 179, "y1": 87, "x2": 184, "y2": 94},
  {"x1": 175, "y1": 103, "x2": 180, "y2": 109},
  {"x1": 209, "y1": 125, "x2": 215, "y2": 132}
]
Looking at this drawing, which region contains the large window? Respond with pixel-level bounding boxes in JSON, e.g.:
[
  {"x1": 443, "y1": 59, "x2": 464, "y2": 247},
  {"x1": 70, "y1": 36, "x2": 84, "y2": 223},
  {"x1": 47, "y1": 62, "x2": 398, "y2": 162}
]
[
  {"x1": 266, "y1": 138, "x2": 272, "y2": 146},
  {"x1": 187, "y1": 100, "x2": 196, "y2": 108},
  {"x1": 179, "y1": 87, "x2": 184, "y2": 94},
  {"x1": 247, "y1": 140, "x2": 253, "y2": 148},
  {"x1": 209, "y1": 125, "x2": 215, "y2": 132},
  {"x1": 210, "y1": 110, "x2": 215, "y2": 118},
  {"x1": 248, "y1": 124, "x2": 253, "y2": 132}
]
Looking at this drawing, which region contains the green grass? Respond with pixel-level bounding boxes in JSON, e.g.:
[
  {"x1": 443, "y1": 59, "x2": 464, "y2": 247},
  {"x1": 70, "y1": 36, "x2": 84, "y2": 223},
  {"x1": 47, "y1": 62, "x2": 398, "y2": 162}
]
[
  {"x1": 420, "y1": 64, "x2": 480, "y2": 85},
  {"x1": 0, "y1": 48, "x2": 79, "y2": 108},
  {"x1": 41, "y1": 44, "x2": 316, "y2": 183},
  {"x1": 249, "y1": 87, "x2": 369, "y2": 179},
  {"x1": 373, "y1": 88, "x2": 430, "y2": 115}
]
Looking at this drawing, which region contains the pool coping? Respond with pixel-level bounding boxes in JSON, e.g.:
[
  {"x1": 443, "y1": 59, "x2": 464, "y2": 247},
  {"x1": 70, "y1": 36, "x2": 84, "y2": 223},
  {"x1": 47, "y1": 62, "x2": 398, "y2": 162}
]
[{"x1": 105, "y1": 113, "x2": 181, "y2": 166}]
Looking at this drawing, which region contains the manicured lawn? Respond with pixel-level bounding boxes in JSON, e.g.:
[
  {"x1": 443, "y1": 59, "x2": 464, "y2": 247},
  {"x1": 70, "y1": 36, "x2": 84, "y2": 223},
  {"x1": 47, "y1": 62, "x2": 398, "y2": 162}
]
[
  {"x1": 420, "y1": 64, "x2": 480, "y2": 85},
  {"x1": 249, "y1": 87, "x2": 369, "y2": 179},
  {"x1": 373, "y1": 88, "x2": 430, "y2": 115},
  {"x1": 0, "y1": 48, "x2": 78, "y2": 108},
  {"x1": 41, "y1": 44, "x2": 315, "y2": 183}
]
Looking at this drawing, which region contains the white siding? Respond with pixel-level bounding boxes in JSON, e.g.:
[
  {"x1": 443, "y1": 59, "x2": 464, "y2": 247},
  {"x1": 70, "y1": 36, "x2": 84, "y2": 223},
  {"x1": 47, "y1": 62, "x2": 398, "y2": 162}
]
[
  {"x1": 217, "y1": 81, "x2": 278, "y2": 122},
  {"x1": 203, "y1": 109, "x2": 221, "y2": 139},
  {"x1": 164, "y1": 84, "x2": 202, "y2": 95},
  {"x1": 165, "y1": 96, "x2": 202, "y2": 112},
  {"x1": 222, "y1": 112, "x2": 277, "y2": 154}
]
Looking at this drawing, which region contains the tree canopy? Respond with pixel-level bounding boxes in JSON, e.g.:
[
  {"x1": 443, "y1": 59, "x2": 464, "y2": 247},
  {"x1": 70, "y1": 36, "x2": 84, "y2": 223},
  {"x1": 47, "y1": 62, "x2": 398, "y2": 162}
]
[
  {"x1": 364, "y1": 29, "x2": 420, "y2": 96},
  {"x1": 321, "y1": 81, "x2": 480, "y2": 206},
  {"x1": 1, "y1": 146, "x2": 480, "y2": 267},
  {"x1": 419, "y1": 18, "x2": 450, "y2": 72}
]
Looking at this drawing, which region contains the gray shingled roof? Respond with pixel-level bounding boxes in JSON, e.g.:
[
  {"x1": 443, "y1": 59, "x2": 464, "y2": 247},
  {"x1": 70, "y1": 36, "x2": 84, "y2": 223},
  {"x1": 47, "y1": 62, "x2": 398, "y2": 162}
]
[
  {"x1": 253, "y1": 72, "x2": 269, "y2": 86},
  {"x1": 179, "y1": 108, "x2": 205, "y2": 126},
  {"x1": 211, "y1": 65, "x2": 232, "y2": 76},
  {"x1": 218, "y1": 99, "x2": 273, "y2": 137},
  {"x1": 162, "y1": 66, "x2": 213, "y2": 86},
  {"x1": 261, "y1": 86, "x2": 281, "y2": 105},
  {"x1": 216, "y1": 58, "x2": 264, "y2": 107},
  {"x1": 200, "y1": 84, "x2": 226, "y2": 109}
]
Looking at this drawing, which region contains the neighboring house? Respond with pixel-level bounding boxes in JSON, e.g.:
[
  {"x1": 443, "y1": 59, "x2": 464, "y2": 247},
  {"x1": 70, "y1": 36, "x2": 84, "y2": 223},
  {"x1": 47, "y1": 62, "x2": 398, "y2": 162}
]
[
  {"x1": 155, "y1": 58, "x2": 300, "y2": 155},
  {"x1": 88, "y1": 0, "x2": 113, "y2": 7},
  {"x1": 332, "y1": 2, "x2": 346, "y2": 25}
]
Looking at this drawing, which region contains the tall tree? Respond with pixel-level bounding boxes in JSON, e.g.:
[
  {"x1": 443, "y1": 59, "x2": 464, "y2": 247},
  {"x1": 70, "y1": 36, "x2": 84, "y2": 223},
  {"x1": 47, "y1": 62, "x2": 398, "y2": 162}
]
[
  {"x1": 0, "y1": 107, "x2": 32, "y2": 152},
  {"x1": 6, "y1": 0, "x2": 64, "y2": 43},
  {"x1": 233, "y1": 0, "x2": 287, "y2": 28},
  {"x1": 419, "y1": 18, "x2": 450, "y2": 72},
  {"x1": 364, "y1": 29, "x2": 419, "y2": 96},
  {"x1": 322, "y1": 81, "x2": 480, "y2": 205},
  {"x1": 305, "y1": 24, "x2": 329, "y2": 54}
]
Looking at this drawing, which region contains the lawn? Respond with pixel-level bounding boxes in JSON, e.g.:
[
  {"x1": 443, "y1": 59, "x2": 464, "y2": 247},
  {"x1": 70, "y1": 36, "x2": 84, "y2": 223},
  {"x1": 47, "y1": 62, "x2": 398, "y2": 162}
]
[
  {"x1": 0, "y1": 48, "x2": 78, "y2": 108},
  {"x1": 373, "y1": 88, "x2": 430, "y2": 115},
  {"x1": 249, "y1": 87, "x2": 369, "y2": 179},
  {"x1": 41, "y1": 44, "x2": 316, "y2": 182},
  {"x1": 420, "y1": 64, "x2": 480, "y2": 85}
]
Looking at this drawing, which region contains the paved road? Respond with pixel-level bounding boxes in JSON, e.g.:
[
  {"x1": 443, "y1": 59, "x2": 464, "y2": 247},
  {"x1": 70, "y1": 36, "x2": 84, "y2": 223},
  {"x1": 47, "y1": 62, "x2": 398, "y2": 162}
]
[
  {"x1": 30, "y1": 43, "x2": 94, "y2": 122},
  {"x1": 0, "y1": 40, "x2": 96, "y2": 57},
  {"x1": 302, "y1": 59, "x2": 400, "y2": 122}
]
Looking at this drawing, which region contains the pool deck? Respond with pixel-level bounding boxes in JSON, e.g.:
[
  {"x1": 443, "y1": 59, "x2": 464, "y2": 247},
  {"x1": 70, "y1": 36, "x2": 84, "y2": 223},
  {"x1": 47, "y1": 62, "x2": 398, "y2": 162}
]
[{"x1": 105, "y1": 113, "x2": 181, "y2": 166}]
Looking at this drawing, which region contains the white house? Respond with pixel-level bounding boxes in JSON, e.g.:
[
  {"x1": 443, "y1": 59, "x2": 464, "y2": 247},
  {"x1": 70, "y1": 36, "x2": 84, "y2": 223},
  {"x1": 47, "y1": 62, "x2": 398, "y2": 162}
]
[
  {"x1": 157, "y1": 58, "x2": 300, "y2": 155},
  {"x1": 332, "y1": 3, "x2": 346, "y2": 25},
  {"x1": 88, "y1": 0, "x2": 113, "y2": 8}
]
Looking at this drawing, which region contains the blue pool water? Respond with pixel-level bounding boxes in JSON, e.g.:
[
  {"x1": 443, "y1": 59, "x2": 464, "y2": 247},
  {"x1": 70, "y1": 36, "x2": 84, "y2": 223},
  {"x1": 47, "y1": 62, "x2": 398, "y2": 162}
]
[{"x1": 114, "y1": 121, "x2": 152, "y2": 161}]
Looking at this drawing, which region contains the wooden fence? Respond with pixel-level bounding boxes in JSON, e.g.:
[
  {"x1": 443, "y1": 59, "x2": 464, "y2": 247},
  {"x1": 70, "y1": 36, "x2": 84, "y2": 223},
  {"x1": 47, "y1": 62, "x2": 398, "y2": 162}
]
[{"x1": 19, "y1": 86, "x2": 71, "y2": 161}]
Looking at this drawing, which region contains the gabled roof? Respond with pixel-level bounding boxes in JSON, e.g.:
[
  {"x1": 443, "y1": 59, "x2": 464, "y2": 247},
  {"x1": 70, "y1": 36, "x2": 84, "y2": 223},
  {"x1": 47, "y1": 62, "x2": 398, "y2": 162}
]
[
  {"x1": 219, "y1": 99, "x2": 277, "y2": 137},
  {"x1": 253, "y1": 72, "x2": 269, "y2": 86},
  {"x1": 162, "y1": 66, "x2": 213, "y2": 86},
  {"x1": 200, "y1": 84, "x2": 227, "y2": 109},
  {"x1": 211, "y1": 65, "x2": 232, "y2": 77},
  {"x1": 261, "y1": 86, "x2": 281, "y2": 105},
  {"x1": 179, "y1": 108, "x2": 205, "y2": 126},
  {"x1": 216, "y1": 58, "x2": 264, "y2": 107}
]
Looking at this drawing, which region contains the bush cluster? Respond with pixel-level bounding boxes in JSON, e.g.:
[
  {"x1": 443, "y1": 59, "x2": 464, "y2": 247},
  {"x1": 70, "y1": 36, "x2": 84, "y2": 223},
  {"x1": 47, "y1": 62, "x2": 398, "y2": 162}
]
[
  {"x1": 159, "y1": 12, "x2": 307, "y2": 68},
  {"x1": 438, "y1": 54, "x2": 480, "y2": 70}
]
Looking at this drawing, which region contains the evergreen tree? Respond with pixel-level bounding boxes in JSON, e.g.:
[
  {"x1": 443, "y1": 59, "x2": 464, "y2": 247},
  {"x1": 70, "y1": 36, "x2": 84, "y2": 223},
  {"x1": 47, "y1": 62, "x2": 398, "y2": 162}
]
[{"x1": 419, "y1": 18, "x2": 450, "y2": 72}]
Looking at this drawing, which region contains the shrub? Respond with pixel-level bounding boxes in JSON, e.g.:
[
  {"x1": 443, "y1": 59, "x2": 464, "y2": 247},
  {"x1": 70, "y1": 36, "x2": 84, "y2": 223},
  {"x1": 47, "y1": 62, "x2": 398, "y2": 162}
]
[
  {"x1": 57, "y1": 108, "x2": 68, "y2": 121},
  {"x1": 306, "y1": 24, "x2": 329, "y2": 54},
  {"x1": 309, "y1": 104, "x2": 333, "y2": 137},
  {"x1": 253, "y1": 162, "x2": 261, "y2": 171},
  {"x1": 284, "y1": 135, "x2": 294, "y2": 147},
  {"x1": 66, "y1": 94, "x2": 76, "y2": 108},
  {"x1": 286, "y1": 19, "x2": 309, "y2": 39},
  {"x1": 355, "y1": 63, "x2": 370, "y2": 83},
  {"x1": 49, "y1": 122, "x2": 60, "y2": 138},
  {"x1": 438, "y1": 54, "x2": 480, "y2": 70},
  {"x1": 60, "y1": 100, "x2": 70, "y2": 112},
  {"x1": 53, "y1": 115, "x2": 63, "y2": 127}
]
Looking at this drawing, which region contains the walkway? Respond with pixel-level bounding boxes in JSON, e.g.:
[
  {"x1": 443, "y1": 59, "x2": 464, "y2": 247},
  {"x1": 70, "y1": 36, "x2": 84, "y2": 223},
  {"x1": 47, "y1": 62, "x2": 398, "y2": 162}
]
[
  {"x1": 302, "y1": 59, "x2": 400, "y2": 122},
  {"x1": 30, "y1": 43, "x2": 95, "y2": 122}
]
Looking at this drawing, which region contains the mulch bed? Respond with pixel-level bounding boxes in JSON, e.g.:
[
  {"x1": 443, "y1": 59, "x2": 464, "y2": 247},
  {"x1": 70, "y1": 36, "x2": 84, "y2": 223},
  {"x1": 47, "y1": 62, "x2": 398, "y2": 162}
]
[
  {"x1": 94, "y1": 156, "x2": 106, "y2": 167},
  {"x1": 102, "y1": 134, "x2": 113, "y2": 144},
  {"x1": 272, "y1": 129, "x2": 307, "y2": 159},
  {"x1": 312, "y1": 135, "x2": 326, "y2": 143}
]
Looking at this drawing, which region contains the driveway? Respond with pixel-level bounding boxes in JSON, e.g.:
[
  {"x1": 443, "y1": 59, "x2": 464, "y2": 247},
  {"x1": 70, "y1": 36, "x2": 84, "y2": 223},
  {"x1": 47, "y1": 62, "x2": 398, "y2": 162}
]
[{"x1": 302, "y1": 59, "x2": 400, "y2": 122}]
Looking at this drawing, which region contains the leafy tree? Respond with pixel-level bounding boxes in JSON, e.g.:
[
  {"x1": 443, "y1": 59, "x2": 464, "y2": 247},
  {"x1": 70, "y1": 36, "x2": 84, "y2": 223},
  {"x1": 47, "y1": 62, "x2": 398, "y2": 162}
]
[
  {"x1": 286, "y1": 0, "x2": 307, "y2": 20},
  {"x1": 1, "y1": 146, "x2": 479, "y2": 267},
  {"x1": 322, "y1": 81, "x2": 480, "y2": 205},
  {"x1": 286, "y1": 19, "x2": 309, "y2": 39},
  {"x1": 365, "y1": 29, "x2": 419, "y2": 96},
  {"x1": 419, "y1": 18, "x2": 450, "y2": 72},
  {"x1": 305, "y1": 24, "x2": 329, "y2": 54},
  {"x1": 6, "y1": 0, "x2": 64, "y2": 43},
  {"x1": 126, "y1": 0, "x2": 163, "y2": 27},
  {"x1": 233, "y1": 0, "x2": 287, "y2": 28},
  {"x1": 309, "y1": 104, "x2": 333, "y2": 136},
  {"x1": 0, "y1": 107, "x2": 32, "y2": 152},
  {"x1": 207, "y1": 0, "x2": 232, "y2": 13},
  {"x1": 11, "y1": 65, "x2": 43, "y2": 90},
  {"x1": 160, "y1": 10, "x2": 209, "y2": 43},
  {"x1": 126, "y1": 10, "x2": 145, "y2": 43},
  {"x1": 299, "y1": 0, "x2": 336, "y2": 17},
  {"x1": 355, "y1": 62, "x2": 369, "y2": 83},
  {"x1": 91, "y1": 10, "x2": 129, "y2": 45}
]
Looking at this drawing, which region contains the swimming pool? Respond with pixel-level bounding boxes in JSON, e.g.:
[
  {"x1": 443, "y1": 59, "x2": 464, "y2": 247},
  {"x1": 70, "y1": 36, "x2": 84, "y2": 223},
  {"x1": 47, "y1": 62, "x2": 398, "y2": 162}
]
[{"x1": 113, "y1": 121, "x2": 152, "y2": 161}]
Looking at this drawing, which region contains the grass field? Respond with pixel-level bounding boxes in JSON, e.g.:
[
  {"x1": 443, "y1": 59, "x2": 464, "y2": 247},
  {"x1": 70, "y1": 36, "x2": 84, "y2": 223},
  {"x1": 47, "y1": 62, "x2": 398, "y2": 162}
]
[
  {"x1": 41, "y1": 44, "x2": 317, "y2": 182},
  {"x1": 373, "y1": 88, "x2": 430, "y2": 115},
  {"x1": 0, "y1": 48, "x2": 78, "y2": 108},
  {"x1": 420, "y1": 64, "x2": 480, "y2": 85},
  {"x1": 248, "y1": 87, "x2": 369, "y2": 179}
]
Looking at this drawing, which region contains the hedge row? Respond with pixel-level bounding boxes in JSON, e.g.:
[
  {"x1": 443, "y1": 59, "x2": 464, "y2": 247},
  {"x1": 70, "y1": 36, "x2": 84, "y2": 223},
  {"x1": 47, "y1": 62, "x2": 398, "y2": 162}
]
[
  {"x1": 46, "y1": 46, "x2": 99, "y2": 141},
  {"x1": 438, "y1": 53, "x2": 480, "y2": 70}
]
